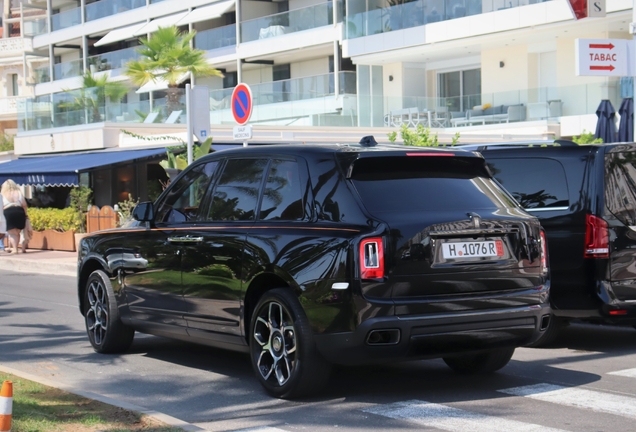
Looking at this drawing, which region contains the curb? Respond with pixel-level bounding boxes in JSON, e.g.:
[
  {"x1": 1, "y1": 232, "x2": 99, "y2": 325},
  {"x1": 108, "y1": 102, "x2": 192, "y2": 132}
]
[
  {"x1": 0, "y1": 365, "x2": 207, "y2": 431},
  {"x1": 0, "y1": 255, "x2": 76, "y2": 278}
]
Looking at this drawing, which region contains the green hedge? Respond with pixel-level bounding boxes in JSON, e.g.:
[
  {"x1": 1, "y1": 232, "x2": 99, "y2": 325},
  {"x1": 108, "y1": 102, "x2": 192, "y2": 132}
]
[{"x1": 29, "y1": 208, "x2": 82, "y2": 232}]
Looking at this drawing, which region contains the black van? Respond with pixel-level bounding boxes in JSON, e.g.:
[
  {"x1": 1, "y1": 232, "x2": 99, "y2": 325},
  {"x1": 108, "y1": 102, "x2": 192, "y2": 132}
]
[{"x1": 463, "y1": 141, "x2": 636, "y2": 344}]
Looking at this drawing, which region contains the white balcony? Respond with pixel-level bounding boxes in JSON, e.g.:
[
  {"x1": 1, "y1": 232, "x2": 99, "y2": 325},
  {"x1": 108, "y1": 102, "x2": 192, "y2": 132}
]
[
  {"x1": 0, "y1": 38, "x2": 33, "y2": 58},
  {"x1": 0, "y1": 97, "x2": 21, "y2": 119}
]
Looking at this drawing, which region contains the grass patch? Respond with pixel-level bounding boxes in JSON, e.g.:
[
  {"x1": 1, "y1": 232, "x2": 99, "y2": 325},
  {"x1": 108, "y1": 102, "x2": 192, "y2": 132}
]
[{"x1": 0, "y1": 373, "x2": 183, "y2": 432}]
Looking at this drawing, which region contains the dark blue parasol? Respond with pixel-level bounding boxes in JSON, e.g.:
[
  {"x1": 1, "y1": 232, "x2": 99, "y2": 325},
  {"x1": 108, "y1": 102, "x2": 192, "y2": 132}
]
[
  {"x1": 595, "y1": 99, "x2": 617, "y2": 143},
  {"x1": 618, "y1": 98, "x2": 634, "y2": 142}
]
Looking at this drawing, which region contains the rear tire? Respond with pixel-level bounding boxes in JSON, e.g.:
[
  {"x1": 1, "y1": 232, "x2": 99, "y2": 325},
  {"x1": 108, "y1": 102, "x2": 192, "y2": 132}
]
[
  {"x1": 84, "y1": 270, "x2": 134, "y2": 354},
  {"x1": 443, "y1": 347, "x2": 515, "y2": 374},
  {"x1": 525, "y1": 316, "x2": 565, "y2": 348},
  {"x1": 249, "y1": 288, "x2": 331, "y2": 399}
]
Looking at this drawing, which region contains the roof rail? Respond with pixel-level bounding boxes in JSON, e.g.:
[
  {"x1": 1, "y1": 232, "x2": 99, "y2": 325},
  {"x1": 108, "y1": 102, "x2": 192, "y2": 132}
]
[{"x1": 458, "y1": 140, "x2": 578, "y2": 151}]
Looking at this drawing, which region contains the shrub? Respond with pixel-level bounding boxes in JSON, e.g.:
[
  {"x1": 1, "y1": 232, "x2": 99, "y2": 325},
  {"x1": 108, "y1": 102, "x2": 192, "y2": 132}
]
[
  {"x1": 388, "y1": 124, "x2": 460, "y2": 147},
  {"x1": 29, "y1": 208, "x2": 82, "y2": 232},
  {"x1": 572, "y1": 130, "x2": 603, "y2": 144}
]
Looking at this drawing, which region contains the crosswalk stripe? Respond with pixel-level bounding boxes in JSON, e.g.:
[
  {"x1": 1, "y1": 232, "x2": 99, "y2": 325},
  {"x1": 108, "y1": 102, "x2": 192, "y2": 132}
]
[
  {"x1": 362, "y1": 400, "x2": 568, "y2": 431},
  {"x1": 608, "y1": 368, "x2": 636, "y2": 378},
  {"x1": 232, "y1": 428, "x2": 288, "y2": 432},
  {"x1": 498, "y1": 383, "x2": 636, "y2": 419}
]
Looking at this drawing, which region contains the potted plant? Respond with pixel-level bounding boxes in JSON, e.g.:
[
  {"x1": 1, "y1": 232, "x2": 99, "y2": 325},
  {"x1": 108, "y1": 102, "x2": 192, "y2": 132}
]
[{"x1": 28, "y1": 207, "x2": 81, "y2": 251}]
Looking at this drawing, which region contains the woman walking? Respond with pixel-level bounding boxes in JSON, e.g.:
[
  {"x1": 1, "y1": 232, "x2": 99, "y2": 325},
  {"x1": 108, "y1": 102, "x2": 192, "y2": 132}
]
[{"x1": 1, "y1": 179, "x2": 28, "y2": 254}]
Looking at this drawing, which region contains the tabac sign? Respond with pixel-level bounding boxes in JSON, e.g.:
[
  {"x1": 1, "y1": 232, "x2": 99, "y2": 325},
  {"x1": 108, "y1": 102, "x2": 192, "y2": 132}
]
[{"x1": 575, "y1": 39, "x2": 633, "y2": 77}]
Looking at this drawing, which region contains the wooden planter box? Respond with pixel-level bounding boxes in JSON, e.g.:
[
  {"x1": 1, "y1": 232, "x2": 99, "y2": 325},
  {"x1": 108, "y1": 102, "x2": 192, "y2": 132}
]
[{"x1": 29, "y1": 230, "x2": 76, "y2": 252}]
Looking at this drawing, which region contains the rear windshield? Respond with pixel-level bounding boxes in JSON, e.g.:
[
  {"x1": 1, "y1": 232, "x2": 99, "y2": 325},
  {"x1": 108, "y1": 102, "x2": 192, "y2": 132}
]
[
  {"x1": 349, "y1": 156, "x2": 517, "y2": 213},
  {"x1": 486, "y1": 158, "x2": 569, "y2": 210},
  {"x1": 605, "y1": 151, "x2": 636, "y2": 225}
]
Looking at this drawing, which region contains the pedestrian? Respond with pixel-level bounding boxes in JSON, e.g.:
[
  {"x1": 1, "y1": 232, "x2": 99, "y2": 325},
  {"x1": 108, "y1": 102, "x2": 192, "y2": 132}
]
[
  {"x1": 0, "y1": 202, "x2": 6, "y2": 253},
  {"x1": 1, "y1": 179, "x2": 28, "y2": 254}
]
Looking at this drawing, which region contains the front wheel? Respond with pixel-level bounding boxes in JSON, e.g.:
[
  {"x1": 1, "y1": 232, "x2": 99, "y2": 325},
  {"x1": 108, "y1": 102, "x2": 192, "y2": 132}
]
[
  {"x1": 443, "y1": 347, "x2": 515, "y2": 374},
  {"x1": 249, "y1": 288, "x2": 331, "y2": 399},
  {"x1": 84, "y1": 270, "x2": 134, "y2": 354}
]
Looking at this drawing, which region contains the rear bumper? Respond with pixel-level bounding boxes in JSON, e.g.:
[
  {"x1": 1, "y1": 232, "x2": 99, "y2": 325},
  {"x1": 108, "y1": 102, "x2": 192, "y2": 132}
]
[
  {"x1": 552, "y1": 280, "x2": 636, "y2": 324},
  {"x1": 314, "y1": 304, "x2": 551, "y2": 365}
]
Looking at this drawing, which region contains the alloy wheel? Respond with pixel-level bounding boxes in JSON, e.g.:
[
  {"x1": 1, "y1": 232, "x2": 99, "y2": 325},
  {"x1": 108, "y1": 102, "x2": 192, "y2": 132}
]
[
  {"x1": 253, "y1": 301, "x2": 297, "y2": 386},
  {"x1": 86, "y1": 279, "x2": 109, "y2": 346}
]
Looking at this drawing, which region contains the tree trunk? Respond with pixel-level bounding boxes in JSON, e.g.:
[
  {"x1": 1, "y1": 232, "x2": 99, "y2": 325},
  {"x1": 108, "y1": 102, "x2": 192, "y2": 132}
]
[{"x1": 166, "y1": 86, "x2": 183, "y2": 117}]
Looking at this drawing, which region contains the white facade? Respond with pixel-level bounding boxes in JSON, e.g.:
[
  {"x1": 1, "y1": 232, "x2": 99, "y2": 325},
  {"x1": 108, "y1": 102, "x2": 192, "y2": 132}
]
[{"x1": 8, "y1": 0, "x2": 635, "y2": 155}]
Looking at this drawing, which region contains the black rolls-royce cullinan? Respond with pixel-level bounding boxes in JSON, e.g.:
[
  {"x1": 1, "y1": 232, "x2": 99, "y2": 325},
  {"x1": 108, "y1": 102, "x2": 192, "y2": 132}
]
[{"x1": 77, "y1": 139, "x2": 551, "y2": 398}]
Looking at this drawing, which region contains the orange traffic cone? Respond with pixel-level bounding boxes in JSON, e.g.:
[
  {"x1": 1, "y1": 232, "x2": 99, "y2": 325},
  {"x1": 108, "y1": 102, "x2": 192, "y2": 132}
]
[{"x1": 0, "y1": 380, "x2": 12, "y2": 432}]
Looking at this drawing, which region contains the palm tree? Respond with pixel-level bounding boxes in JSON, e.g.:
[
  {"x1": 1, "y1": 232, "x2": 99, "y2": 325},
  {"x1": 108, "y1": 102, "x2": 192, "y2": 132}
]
[
  {"x1": 62, "y1": 70, "x2": 129, "y2": 123},
  {"x1": 124, "y1": 26, "x2": 222, "y2": 114}
]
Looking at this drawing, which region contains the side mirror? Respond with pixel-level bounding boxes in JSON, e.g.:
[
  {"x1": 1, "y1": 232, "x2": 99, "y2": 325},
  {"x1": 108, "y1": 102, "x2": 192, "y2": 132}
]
[{"x1": 132, "y1": 202, "x2": 154, "y2": 222}]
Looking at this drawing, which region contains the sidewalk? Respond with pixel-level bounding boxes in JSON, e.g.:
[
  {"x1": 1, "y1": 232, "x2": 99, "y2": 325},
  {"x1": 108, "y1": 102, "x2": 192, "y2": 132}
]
[{"x1": 0, "y1": 248, "x2": 77, "y2": 277}]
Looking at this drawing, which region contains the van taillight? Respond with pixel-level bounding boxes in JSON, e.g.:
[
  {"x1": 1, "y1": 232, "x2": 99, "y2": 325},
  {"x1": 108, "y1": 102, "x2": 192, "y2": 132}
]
[
  {"x1": 584, "y1": 214, "x2": 609, "y2": 258},
  {"x1": 360, "y1": 237, "x2": 384, "y2": 279},
  {"x1": 540, "y1": 230, "x2": 548, "y2": 273}
]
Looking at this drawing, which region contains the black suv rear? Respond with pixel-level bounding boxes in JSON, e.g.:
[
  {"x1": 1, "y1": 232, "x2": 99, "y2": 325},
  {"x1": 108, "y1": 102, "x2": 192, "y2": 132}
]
[
  {"x1": 464, "y1": 141, "x2": 636, "y2": 344},
  {"x1": 78, "y1": 141, "x2": 550, "y2": 398}
]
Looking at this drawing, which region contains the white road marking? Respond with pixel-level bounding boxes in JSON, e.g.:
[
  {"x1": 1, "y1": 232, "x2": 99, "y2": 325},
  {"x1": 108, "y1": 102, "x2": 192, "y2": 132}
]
[
  {"x1": 498, "y1": 383, "x2": 636, "y2": 419},
  {"x1": 608, "y1": 368, "x2": 636, "y2": 378},
  {"x1": 363, "y1": 399, "x2": 568, "y2": 431},
  {"x1": 232, "y1": 428, "x2": 289, "y2": 432}
]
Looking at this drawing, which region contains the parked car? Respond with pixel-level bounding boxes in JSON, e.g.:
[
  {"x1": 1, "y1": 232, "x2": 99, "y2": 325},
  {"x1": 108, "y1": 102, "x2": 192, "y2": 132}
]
[
  {"x1": 77, "y1": 139, "x2": 550, "y2": 398},
  {"x1": 461, "y1": 140, "x2": 636, "y2": 345}
]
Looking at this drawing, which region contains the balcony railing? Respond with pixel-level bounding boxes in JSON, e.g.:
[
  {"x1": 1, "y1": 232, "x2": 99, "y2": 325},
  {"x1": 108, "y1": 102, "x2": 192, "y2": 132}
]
[
  {"x1": 0, "y1": 37, "x2": 32, "y2": 55},
  {"x1": 53, "y1": 59, "x2": 83, "y2": 81},
  {"x1": 241, "y1": 2, "x2": 337, "y2": 43},
  {"x1": 195, "y1": 24, "x2": 236, "y2": 51},
  {"x1": 18, "y1": 88, "x2": 187, "y2": 132},
  {"x1": 345, "y1": 0, "x2": 552, "y2": 39},
  {"x1": 87, "y1": 47, "x2": 141, "y2": 72},
  {"x1": 210, "y1": 71, "x2": 357, "y2": 110},
  {"x1": 33, "y1": 64, "x2": 51, "y2": 84},
  {"x1": 51, "y1": 8, "x2": 81, "y2": 32},
  {"x1": 86, "y1": 0, "x2": 146, "y2": 22},
  {"x1": 22, "y1": 18, "x2": 48, "y2": 37},
  {"x1": 0, "y1": 97, "x2": 21, "y2": 117}
]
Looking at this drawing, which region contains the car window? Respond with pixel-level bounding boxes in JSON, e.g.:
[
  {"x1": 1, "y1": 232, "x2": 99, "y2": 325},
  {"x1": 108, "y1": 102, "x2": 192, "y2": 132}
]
[
  {"x1": 155, "y1": 162, "x2": 218, "y2": 224},
  {"x1": 259, "y1": 159, "x2": 304, "y2": 221},
  {"x1": 605, "y1": 151, "x2": 636, "y2": 225},
  {"x1": 208, "y1": 159, "x2": 268, "y2": 221},
  {"x1": 350, "y1": 156, "x2": 517, "y2": 213},
  {"x1": 486, "y1": 158, "x2": 569, "y2": 210}
]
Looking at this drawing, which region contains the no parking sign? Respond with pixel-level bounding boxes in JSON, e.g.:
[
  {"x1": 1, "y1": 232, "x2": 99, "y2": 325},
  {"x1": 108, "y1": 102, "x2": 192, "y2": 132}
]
[{"x1": 231, "y1": 84, "x2": 253, "y2": 125}]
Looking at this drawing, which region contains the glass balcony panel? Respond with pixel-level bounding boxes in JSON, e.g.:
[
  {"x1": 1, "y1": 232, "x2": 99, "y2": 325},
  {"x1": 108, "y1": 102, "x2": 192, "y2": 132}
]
[
  {"x1": 345, "y1": 0, "x2": 553, "y2": 39},
  {"x1": 51, "y1": 8, "x2": 81, "y2": 32},
  {"x1": 87, "y1": 47, "x2": 141, "y2": 72},
  {"x1": 241, "y1": 2, "x2": 336, "y2": 43},
  {"x1": 194, "y1": 24, "x2": 236, "y2": 51},
  {"x1": 53, "y1": 59, "x2": 83, "y2": 81},
  {"x1": 33, "y1": 65, "x2": 51, "y2": 84},
  {"x1": 86, "y1": 0, "x2": 146, "y2": 22},
  {"x1": 23, "y1": 18, "x2": 49, "y2": 36}
]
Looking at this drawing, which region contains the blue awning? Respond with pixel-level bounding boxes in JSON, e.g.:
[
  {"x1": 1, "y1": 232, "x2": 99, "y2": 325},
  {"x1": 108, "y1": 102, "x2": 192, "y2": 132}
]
[{"x1": 0, "y1": 148, "x2": 168, "y2": 186}]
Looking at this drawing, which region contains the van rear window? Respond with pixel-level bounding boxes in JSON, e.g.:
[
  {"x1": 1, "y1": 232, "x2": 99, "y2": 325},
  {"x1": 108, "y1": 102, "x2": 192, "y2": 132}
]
[
  {"x1": 349, "y1": 156, "x2": 516, "y2": 213},
  {"x1": 486, "y1": 158, "x2": 569, "y2": 210}
]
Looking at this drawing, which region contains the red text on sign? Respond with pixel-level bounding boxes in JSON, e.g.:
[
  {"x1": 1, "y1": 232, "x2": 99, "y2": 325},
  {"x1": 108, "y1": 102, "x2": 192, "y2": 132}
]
[{"x1": 589, "y1": 53, "x2": 617, "y2": 62}]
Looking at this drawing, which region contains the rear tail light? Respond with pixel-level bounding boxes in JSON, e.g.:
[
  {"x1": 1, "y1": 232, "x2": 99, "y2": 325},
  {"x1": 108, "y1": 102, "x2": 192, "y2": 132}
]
[
  {"x1": 540, "y1": 230, "x2": 548, "y2": 273},
  {"x1": 609, "y1": 310, "x2": 627, "y2": 315},
  {"x1": 584, "y1": 214, "x2": 609, "y2": 258},
  {"x1": 360, "y1": 237, "x2": 384, "y2": 279}
]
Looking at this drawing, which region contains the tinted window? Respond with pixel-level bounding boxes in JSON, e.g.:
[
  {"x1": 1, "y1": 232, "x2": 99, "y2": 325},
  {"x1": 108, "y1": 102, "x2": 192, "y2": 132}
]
[
  {"x1": 487, "y1": 158, "x2": 569, "y2": 209},
  {"x1": 351, "y1": 156, "x2": 516, "y2": 213},
  {"x1": 208, "y1": 159, "x2": 267, "y2": 221},
  {"x1": 155, "y1": 162, "x2": 218, "y2": 223},
  {"x1": 605, "y1": 151, "x2": 636, "y2": 225},
  {"x1": 259, "y1": 160, "x2": 303, "y2": 221}
]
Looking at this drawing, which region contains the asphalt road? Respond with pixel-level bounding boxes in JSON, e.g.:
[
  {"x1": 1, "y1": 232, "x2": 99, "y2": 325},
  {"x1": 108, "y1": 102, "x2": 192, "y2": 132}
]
[{"x1": 2, "y1": 269, "x2": 636, "y2": 431}]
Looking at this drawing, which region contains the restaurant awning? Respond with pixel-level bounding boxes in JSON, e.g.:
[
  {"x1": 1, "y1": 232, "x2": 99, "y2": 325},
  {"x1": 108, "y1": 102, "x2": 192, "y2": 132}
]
[
  {"x1": 177, "y1": 1, "x2": 235, "y2": 26},
  {"x1": 0, "y1": 148, "x2": 168, "y2": 187}
]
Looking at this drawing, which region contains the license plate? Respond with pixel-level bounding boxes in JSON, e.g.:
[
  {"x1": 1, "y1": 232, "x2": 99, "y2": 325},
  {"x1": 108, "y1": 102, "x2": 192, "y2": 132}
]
[{"x1": 442, "y1": 240, "x2": 504, "y2": 259}]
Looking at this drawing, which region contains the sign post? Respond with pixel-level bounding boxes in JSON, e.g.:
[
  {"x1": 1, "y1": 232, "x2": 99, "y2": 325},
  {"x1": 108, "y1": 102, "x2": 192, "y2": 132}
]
[
  {"x1": 231, "y1": 83, "x2": 253, "y2": 147},
  {"x1": 185, "y1": 84, "x2": 211, "y2": 164}
]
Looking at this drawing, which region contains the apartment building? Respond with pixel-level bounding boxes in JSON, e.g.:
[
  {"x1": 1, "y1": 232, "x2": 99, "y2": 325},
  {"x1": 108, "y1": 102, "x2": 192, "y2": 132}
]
[{"x1": 5, "y1": 0, "x2": 633, "y2": 156}]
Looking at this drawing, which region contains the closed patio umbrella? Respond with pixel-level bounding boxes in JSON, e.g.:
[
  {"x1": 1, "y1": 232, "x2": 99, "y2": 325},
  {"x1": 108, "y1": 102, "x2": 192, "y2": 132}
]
[
  {"x1": 618, "y1": 98, "x2": 634, "y2": 142},
  {"x1": 595, "y1": 100, "x2": 617, "y2": 143}
]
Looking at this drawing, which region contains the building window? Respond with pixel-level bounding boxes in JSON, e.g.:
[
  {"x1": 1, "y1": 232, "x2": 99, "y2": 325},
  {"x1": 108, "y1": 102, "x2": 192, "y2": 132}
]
[
  {"x1": 438, "y1": 68, "x2": 481, "y2": 112},
  {"x1": 9, "y1": 74, "x2": 19, "y2": 96}
]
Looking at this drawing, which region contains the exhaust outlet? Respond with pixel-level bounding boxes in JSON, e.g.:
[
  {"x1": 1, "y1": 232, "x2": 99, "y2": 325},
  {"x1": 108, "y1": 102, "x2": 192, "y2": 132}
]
[
  {"x1": 366, "y1": 329, "x2": 400, "y2": 345},
  {"x1": 540, "y1": 315, "x2": 551, "y2": 331}
]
